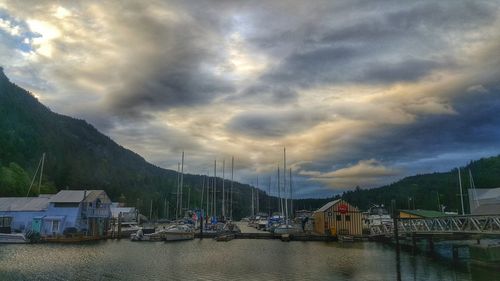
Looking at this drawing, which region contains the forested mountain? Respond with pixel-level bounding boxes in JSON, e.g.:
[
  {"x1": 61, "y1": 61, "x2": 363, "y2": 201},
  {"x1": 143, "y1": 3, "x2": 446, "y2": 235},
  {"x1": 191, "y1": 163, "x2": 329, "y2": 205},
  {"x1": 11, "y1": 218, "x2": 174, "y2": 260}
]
[
  {"x1": 1, "y1": 67, "x2": 500, "y2": 218},
  {"x1": 0, "y1": 68, "x2": 262, "y2": 219}
]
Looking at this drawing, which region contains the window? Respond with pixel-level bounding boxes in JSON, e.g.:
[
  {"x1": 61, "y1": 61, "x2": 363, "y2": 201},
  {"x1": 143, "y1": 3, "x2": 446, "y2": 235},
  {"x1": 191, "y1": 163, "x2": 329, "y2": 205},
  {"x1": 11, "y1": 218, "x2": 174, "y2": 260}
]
[
  {"x1": 345, "y1": 215, "x2": 351, "y2": 222},
  {"x1": 336, "y1": 215, "x2": 342, "y2": 221},
  {"x1": 52, "y1": 220, "x2": 60, "y2": 233},
  {"x1": 327, "y1": 211, "x2": 332, "y2": 217},
  {"x1": 0, "y1": 217, "x2": 12, "y2": 227}
]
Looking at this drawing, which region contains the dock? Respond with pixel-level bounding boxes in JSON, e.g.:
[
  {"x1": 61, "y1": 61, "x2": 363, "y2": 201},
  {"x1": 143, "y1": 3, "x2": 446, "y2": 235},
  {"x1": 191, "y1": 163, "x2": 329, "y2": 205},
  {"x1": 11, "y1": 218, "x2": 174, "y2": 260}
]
[{"x1": 194, "y1": 222, "x2": 339, "y2": 241}]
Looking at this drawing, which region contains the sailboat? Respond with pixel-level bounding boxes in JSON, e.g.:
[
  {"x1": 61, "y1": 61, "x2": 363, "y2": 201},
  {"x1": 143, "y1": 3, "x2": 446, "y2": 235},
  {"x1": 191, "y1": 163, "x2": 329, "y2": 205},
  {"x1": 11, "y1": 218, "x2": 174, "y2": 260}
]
[{"x1": 274, "y1": 148, "x2": 297, "y2": 235}]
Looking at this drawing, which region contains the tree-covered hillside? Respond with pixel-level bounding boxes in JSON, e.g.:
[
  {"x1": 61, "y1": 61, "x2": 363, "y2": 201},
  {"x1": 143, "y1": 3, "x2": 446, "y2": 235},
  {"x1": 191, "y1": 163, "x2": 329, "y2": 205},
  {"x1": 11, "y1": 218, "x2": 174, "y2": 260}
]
[
  {"x1": 294, "y1": 156, "x2": 500, "y2": 214},
  {"x1": 0, "y1": 68, "x2": 265, "y2": 219}
]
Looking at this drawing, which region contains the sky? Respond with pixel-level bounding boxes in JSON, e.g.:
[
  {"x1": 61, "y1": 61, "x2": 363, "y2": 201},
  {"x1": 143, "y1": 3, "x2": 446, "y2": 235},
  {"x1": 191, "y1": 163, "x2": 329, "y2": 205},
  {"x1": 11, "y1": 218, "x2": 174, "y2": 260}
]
[{"x1": 1, "y1": 0, "x2": 500, "y2": 198}]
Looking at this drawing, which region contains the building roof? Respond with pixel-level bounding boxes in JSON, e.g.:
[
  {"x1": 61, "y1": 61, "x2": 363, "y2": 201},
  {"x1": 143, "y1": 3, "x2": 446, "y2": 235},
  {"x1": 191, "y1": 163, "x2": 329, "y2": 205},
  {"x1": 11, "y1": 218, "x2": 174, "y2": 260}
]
[
  {"x1": 316, "y1": 199, "x2": 342, "y2": 213},
  {"x1": 400, "y1": 209, "x2": 447, "y2": 218},
  {"x1": 0, "y1": 197, "x2": 50, "y2": 212},
  {"x1": 49, "y1": 190, "x2": 109, "y2": 203}
]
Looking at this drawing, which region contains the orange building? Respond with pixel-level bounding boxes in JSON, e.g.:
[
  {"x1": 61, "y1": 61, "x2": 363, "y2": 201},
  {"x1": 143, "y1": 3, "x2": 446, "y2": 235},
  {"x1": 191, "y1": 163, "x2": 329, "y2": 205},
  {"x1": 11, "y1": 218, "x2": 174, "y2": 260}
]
[{"x1": 313, "y1": 199, "x2": 363, "y2": 236}]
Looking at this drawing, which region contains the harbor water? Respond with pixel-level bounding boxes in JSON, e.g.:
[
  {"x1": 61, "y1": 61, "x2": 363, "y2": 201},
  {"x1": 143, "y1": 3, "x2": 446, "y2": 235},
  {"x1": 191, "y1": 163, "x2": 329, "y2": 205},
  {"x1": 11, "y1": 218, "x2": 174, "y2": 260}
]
[{"x1": 1, "y1": 239, "x2": 499, "y2": 280}]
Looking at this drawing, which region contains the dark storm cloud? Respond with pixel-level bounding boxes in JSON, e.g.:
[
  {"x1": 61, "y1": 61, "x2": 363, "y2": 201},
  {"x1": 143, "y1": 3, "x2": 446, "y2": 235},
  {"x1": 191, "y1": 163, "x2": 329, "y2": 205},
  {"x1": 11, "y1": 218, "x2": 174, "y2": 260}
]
[
  {"x1": 327, "y1": 84, "x2": 500, "y2": 172},
  {"x1": 227, "y1": 109, "x2": 330, "y2": 138},
  {"x1": 360, "y1": 59, "x2": 449, "y2": 84},
  {"x1": 245, "y1": 0, "x2": 497, "y2": 92},
  {"x1": 109, "y1": 68, "x2": 234, "y2": 117},
  {"x1": 98, "y1": 1, "x2": 236, "y2": 117}
]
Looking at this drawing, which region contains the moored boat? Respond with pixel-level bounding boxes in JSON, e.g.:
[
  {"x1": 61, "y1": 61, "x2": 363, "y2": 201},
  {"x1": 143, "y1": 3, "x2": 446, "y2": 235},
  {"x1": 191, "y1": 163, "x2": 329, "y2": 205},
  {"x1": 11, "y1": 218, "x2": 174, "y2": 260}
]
[
  {"x1": 163, "y1": 224, "x2": 194, "y2": 241},
  {"x1": 0, "y1": 233, "x2": 29, "y2": 244}
]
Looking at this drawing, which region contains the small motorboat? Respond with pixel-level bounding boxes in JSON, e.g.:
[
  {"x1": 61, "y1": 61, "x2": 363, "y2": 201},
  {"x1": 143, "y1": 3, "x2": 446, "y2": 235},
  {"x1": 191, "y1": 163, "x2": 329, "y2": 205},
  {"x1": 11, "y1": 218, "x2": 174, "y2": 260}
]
[
  {"x1": 0, "y1": 233, "x2": 29, "y2": 244},
  {"x1": 163, "y1": 224, "x2": 195, "y2": 241},
  {"x1": 130, "y1": 227, "x2": 162, "y2": 241},
  {"x1": 274, "y1": 224, "x2": 297, "y2": 235}
]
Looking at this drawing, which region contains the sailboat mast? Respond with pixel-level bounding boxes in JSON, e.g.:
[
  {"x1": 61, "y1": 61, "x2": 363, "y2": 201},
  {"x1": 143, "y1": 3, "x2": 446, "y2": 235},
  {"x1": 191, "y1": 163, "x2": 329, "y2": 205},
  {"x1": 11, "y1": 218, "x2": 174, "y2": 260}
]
[
  {"x1": 200, "y1": 176, "x2": 205, "y2": 210},
  {"x1": 278, "y1": 166, "x2": 283, "y2": 217},
  {"x1": 206, "y1": 175, "x2": 210, "y2": 218},
  {"x1": 213, "y1": 160, "x2": 217, "y2": 219},
  {"x1": 290, "y1": 168, "x2": 293, "y2": 219},
  {"x1": 26, "y1": 153, "x2": 44, "y2": 197},
  {"x1": 164, "y1": 198, "x2": 167, "y2": 219},
  {"x1": 176, "y1": 162, "x2": 180, "y2": 219},
  {"x1": 38, "y1": 152, "x2": 45, "y2": 194},
  {"x1": 284, "y1": 147, "x2": 288, "y2": 224},
  {"x1": 231, "y1": 157, "x2": 234, "y2": 220},
  {"x1": 256, "y1": 177, "x2": 259, "y2": 214},
  {"x1": 180, "y1": 151, "x2": 184, "y2": 217},
  {"x1": 187, "y1": 187, "x2": 191, "y2": 210},
  {"x1": 149, "y1": 200, "x2": 153, "y2": 221},
  {"x1": 251, "y1": 186, "x2": 254, "y2": 217},
  {"x1": 268, "y1": 176, "x2": 271, "y2": 216},
  {"x1": 458, "y1": 167, "x2": 464, "y2": 215},
  {"x1": 222, "y1": 159, "x2": 225, "y2": 218}
]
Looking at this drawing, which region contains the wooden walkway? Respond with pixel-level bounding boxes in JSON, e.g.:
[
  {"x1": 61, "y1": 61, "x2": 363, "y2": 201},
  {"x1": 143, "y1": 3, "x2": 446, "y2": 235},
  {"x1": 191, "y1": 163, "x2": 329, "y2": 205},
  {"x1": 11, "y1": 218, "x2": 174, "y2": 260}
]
[{"x1": 194, "y1": 231, "x2": 337, "y2": 241}]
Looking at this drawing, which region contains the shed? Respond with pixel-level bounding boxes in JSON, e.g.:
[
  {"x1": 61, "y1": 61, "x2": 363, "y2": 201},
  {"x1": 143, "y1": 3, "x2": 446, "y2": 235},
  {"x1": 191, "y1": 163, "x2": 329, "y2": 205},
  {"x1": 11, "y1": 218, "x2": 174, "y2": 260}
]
[
  {"x1": 399, "y1": 209, "x2": 447, "y2": 219},
  {"x1": 313, "y1": 199, "x2": 363, "y2": 236}
]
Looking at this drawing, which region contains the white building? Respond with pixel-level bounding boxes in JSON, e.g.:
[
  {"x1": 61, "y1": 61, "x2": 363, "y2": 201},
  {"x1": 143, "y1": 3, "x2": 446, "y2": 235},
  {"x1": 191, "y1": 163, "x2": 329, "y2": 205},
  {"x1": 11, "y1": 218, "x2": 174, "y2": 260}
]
[
  {"x1": 0, "y1": 190, "x2": 112, "y2": 237},
  {"x1": 468, "y1": 187, "x2": 500, "y2": 215}
]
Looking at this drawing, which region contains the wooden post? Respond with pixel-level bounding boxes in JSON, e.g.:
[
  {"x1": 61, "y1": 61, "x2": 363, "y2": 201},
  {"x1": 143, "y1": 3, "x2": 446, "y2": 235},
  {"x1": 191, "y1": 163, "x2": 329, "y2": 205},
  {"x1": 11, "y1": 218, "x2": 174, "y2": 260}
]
[
  {"x1": 412, "y1": 234, "x2": 417, "y2": 254},
  {"x1": 428, "y1": 238, "x2": 434, "y2": 253},
  {"x1": 117, "y1": 213, "x2": 122, "y2": 239},
  {"x1": 452, "y1": 245, "x2": 459, "y2": 260},
  {"x1": 200, "y1": 210, "x2": 203, "y2": 239}
]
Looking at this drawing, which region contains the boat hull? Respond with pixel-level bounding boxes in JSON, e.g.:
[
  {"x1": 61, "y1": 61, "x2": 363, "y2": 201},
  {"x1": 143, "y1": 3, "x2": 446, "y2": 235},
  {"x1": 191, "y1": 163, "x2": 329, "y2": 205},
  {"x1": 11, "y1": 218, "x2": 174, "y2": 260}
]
[
  {"x1": 164, "y1": 232, "x2": 194, "y2": 241},
  {"x1": 0, "y1": 233, "x2": 28, "y2": 244}
]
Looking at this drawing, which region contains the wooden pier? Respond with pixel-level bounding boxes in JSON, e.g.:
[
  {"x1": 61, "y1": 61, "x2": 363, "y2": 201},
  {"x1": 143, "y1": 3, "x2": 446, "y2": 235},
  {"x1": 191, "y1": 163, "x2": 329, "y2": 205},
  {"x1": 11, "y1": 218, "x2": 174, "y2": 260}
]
[{"x1": 195, "y1": 232, "x2": 338, "y2": 241}]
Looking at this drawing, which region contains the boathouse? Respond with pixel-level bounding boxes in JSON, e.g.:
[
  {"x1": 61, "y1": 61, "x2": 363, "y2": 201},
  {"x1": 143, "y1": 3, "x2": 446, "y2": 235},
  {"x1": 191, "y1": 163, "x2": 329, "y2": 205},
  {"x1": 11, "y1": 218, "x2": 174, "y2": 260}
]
[
  {"x1": 0, "y1": 190, "x2": 112, "y2": 237},
  {"x1": 313, "y1": 199, "x2": 363, "y2": 236}
]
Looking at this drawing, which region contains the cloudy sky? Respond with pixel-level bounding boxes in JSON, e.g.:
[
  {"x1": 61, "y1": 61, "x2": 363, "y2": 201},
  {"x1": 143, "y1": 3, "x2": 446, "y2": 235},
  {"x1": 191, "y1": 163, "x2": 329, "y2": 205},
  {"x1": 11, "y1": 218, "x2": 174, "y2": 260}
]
[{"x1": 1, "y1": 0, "x2": 500, "y2": 198}]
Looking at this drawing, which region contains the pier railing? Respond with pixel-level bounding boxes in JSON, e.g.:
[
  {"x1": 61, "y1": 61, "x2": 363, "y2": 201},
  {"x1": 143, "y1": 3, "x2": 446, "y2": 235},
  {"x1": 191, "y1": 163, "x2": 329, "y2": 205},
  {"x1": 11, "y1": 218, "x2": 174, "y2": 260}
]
[{"x1": 370, "y1": 215, "x2": 500, "y2": 237}]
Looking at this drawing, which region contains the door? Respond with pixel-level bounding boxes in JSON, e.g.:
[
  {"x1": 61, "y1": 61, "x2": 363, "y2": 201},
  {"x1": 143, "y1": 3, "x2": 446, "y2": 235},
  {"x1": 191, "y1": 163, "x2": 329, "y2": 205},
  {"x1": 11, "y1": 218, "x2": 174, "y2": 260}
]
[{"x1": 32, "y1": 218, "x2": 42, "y2": 234}]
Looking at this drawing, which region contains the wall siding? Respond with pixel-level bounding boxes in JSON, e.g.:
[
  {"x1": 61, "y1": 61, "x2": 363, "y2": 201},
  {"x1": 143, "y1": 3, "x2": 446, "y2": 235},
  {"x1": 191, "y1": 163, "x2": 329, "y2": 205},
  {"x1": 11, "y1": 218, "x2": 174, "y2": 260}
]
[{"x1": 313, "y1": 200, "x2": 363, "y2": 236}]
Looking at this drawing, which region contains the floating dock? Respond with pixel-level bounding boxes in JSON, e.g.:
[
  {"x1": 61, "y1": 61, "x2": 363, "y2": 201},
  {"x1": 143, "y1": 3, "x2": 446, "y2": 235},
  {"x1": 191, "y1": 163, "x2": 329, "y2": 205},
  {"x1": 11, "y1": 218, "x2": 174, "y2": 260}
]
[{"x1": 195, "y1": 232, "x2": 339, "y2": 241}]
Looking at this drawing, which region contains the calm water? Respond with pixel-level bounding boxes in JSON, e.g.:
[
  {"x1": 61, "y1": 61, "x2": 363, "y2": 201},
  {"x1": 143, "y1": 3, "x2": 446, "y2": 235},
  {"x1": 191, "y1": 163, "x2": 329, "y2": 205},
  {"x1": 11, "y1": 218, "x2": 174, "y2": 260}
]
[{"x1": 0, "y1": 239, "x2": 498, "y2": 280}]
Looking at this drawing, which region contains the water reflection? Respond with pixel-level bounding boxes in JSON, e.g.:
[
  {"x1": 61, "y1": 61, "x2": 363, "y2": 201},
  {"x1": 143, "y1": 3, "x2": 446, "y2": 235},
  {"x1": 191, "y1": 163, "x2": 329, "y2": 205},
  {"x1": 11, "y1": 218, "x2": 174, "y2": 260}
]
[{"x1": 0, "y1": 240, "x2": 499, "y2": 281}]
